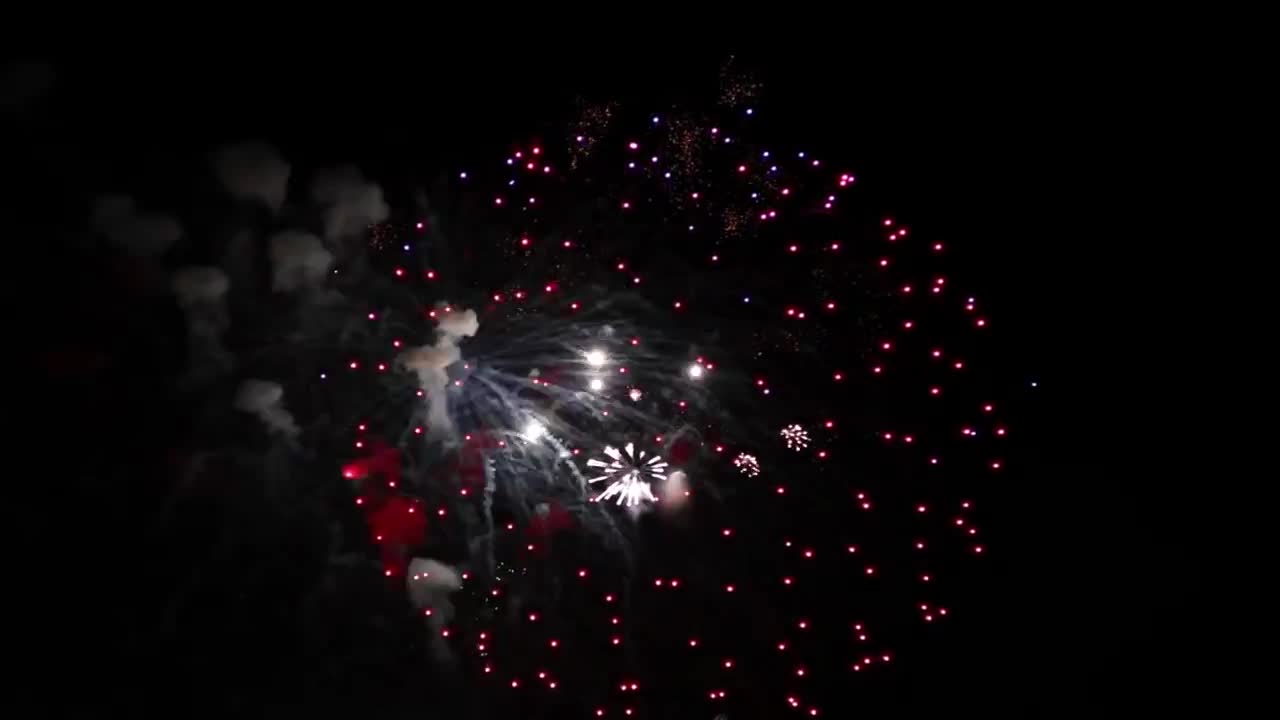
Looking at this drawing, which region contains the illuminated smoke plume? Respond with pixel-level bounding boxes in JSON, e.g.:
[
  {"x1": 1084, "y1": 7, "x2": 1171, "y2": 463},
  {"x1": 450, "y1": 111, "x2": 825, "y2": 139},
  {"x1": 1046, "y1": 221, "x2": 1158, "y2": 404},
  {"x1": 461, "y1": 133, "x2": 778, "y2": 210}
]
[
  {"x1": 92, "y1": 194, "x2": 182, "y2": 258},
  {"x1": 233, "y1": 379, "x2": 299, "y2": 439},
  {"x1": 398, "y1": 305, "x2": 479, "y2": 437},
  {"x1": 171, "y1": 266, "x2": 231, "y2": 374},
  {"x1": 211, "y1": 141, "x2": 291, "y2": 213},
  {"x1": 268, "y1": 230, "x2": 333, "y2": 292},
  {"x1": 659, "y1": 470, "x2": 691, "y2": 511},
  {"x1": 309, "y1": 165, "x2": 390, "y2": 240},
  {"x1": 406, "y1": 557, "x2": 464, "y2": 663}
]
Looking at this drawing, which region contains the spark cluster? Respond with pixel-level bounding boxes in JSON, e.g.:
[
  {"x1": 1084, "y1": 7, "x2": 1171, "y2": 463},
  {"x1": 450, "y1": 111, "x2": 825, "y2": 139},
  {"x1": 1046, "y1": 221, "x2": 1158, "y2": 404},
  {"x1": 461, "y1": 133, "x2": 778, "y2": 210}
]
[
  {"x1": 733, "y1": 453, "x2": 760, "y2": 477},
  {"x1": 781, "y1": 424, "x2": 810, "y2": 451}
]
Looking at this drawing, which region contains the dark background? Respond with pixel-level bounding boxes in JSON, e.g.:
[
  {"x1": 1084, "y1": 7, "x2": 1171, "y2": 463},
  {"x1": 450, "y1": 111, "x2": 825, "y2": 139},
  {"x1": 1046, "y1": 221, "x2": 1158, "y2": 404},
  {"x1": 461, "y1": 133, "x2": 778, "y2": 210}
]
[{"x1": 9, "y1": 32, "x2": 1215, "y2": 717}]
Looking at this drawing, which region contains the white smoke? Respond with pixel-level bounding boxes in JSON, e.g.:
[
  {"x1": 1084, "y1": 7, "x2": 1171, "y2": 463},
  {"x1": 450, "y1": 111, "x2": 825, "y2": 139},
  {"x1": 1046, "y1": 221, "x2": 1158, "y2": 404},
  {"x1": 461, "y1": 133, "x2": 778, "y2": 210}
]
[
  {"x1": 310, "y1": 165, "x2": 390, "y2": 240},
  {"x1": 171, "y1": 266, "x2": 229, "y2": 309},
  {"x1": 92, "y1": 194, "x2": 182, "y2": 258},
  {"x1": 398, "y1": 305, "x2": 478, "y2": 436},
  {"x1": 211, "y1": 141, "x2": 291, "y2": 213},
  {"x1": 233, "y1": 379, "x2": 299, "y2": 439},
  {"x1": 171, "y1": 266, "x2": 232, "y2": 375},
  {"x1": 268, "y1": 230, "x2": 333, "y2": 292},
  {"x1": 406, "y1": 557, "x2": 463, "y2": 609},
  {"x1": 406, "y1": 557, "x2": 464, "y2": 664}
]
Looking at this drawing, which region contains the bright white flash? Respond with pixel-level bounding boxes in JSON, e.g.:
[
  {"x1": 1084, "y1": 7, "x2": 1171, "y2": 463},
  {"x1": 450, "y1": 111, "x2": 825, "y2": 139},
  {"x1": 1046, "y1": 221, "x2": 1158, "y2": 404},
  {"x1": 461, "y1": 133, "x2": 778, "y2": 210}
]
[
  {"x1": 586, "y1": 443, "x2": 668, "y2": 507},
  {"x1": 589, "y1": 377, "x2": 605, "y2": 391},
  {"x1": 629, "y1": 388, "x2": 643, "y2": 402},
  {"x1": 586, "y1": 349, "x2": 607, "y2": 368},
  {"x1": 687, "y1": 364, "x2": 704, "y2": 379},
  {"x1": 523, "y1": 420, "x2": 547, "y2": 441}
]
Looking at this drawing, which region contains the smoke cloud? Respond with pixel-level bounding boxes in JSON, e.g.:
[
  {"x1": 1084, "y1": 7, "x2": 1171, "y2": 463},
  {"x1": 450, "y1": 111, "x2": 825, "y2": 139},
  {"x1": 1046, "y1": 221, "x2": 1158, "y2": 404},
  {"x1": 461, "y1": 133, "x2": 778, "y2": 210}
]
[
  {"x1": 310, "y1": 166, "x2": 390, "y2": 240},
  {"x1": 171, "y1": 266, "x2": 232, "y2": 375},
  {"x1": 211, "y1": 141, "x2": 291, "y2": 213},
  {"x1": 268, "y1": 230, "x2": 333, "y2": 292},
  {"x1": 92, "y1": 194, "x2": 182, "y2": 258},
  {"x1": 171, "y1": 266, "x2": 230, "y2": 309},
  {"x1": 407, "y1": 557, "x2": 463, "y2": 663},
  {"x1": 233, "y1": 379, "x2": 299, "y2": 439},
  {"x1": 398, "y1": 305, "x2": 478, "y2": 437},
  {"x1": 406, "y1": 557, "x2": 463, "y2": 609}
]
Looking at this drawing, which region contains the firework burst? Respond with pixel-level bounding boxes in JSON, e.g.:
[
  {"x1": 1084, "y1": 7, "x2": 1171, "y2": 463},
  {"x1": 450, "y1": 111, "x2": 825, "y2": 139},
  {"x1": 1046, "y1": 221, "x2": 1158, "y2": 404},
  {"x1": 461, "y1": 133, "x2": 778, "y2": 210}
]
[
  {"x1": 780, "y1": 424, "x2": 810, "y2": 451},
  {"x1": 733, "y1": 452, "x2": 760, "y2": 477},
  {"x1": 586, "y1": 442, "x2": 669, "y2": 507}
]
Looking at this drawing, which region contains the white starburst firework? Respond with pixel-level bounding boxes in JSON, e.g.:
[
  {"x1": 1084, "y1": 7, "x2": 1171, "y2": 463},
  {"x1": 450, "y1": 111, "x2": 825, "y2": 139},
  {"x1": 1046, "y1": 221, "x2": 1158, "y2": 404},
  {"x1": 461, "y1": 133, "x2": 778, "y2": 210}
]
[
  {"x1": 733, "y1": 452, "x2": 760, "y2": 477},
  {"x1": 781, "y1": 424, "x2": 810, "y2": 451},
  {"x1": 586, "y1": 442, "x2": 668, "y2": 507}
]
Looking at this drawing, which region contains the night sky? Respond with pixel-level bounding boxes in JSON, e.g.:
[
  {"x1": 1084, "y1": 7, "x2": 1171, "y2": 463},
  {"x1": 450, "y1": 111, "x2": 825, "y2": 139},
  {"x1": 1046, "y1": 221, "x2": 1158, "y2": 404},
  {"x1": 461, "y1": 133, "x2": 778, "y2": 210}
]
[{"x1": 9, "y1": 37, "x2": 1213, "y2": 718}]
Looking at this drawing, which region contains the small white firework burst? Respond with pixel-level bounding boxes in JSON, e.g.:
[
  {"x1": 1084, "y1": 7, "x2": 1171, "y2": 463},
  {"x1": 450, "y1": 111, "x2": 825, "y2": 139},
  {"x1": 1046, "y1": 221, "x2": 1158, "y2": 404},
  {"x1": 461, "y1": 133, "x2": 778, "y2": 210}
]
[
  {"x1": 586, "y1": 442, "x2": 668, "y2": 507},
  {"x1": 781, "y1": 424, "x2": 810, "y2": 451},
  {"x1": 733, "y1": 453, "x2": 760, "y2": 477},
  {"x1": 628, "y1": 387, "x2": 643, "y2": 402}
]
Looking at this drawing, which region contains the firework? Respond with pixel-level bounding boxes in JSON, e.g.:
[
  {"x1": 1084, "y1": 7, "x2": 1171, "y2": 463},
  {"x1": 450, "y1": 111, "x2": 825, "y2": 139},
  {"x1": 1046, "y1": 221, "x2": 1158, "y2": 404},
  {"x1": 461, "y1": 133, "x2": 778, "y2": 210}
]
[
  {"x1": 733, "y1": 453, "x2": 760, "y2": 477},
  {"x1": 586, "y1": 443, "x2": 669, "y2": 507},
  {"x1": 781, "y1": 424, "x2": 810, "y2": 451},
  {"x1": 121, "y1": 61, "x2": 1026, "y2": 719}
]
